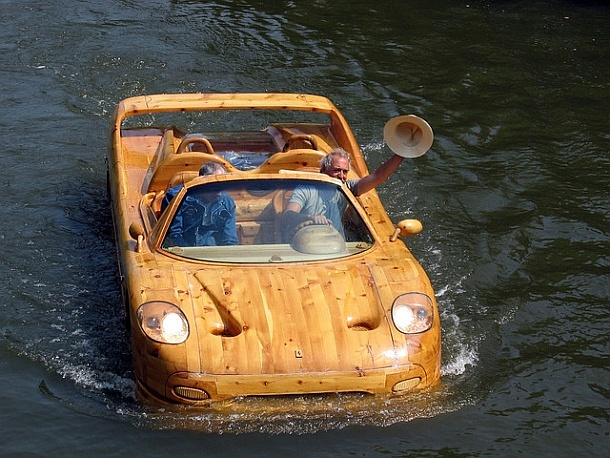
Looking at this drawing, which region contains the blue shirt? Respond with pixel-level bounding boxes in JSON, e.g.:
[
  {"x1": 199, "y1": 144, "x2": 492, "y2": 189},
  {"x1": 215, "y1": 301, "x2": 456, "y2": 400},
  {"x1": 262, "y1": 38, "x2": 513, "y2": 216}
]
[
  {"x1": 163, "y1": 185, "x2": 237, "y2": 246},
  {"x1": 287, "y1": 179, "x2": 359, "y2": 237}
]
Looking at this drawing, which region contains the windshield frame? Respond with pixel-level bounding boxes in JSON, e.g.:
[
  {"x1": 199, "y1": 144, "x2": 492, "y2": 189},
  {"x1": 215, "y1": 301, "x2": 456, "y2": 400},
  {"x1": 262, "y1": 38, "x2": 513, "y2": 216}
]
[{"x1": 149, "y1": 173, "x2": 379, "y2": 264}]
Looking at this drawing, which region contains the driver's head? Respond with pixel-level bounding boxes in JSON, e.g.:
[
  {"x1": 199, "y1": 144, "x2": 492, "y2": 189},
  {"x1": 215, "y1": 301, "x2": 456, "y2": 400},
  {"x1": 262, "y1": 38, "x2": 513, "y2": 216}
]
[
  {"x1": 198, "y1": 163, "x2": 227, "y2": 202},
  {"x1": 320, "y1": 148, "x2": 351, "y2": 183}
]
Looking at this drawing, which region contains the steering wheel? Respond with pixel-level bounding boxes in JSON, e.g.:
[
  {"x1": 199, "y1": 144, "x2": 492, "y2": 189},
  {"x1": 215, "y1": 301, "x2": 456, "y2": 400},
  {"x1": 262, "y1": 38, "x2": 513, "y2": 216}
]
[
  {"x1": 288, "y1": 219, "x2": 316, "y2": 240},
  {"x1": 176, "y1": 136, "x2": 216, "y2": 155},
  {"x1": 290, "y1": 221, "x2": 346, "y2": 254},
  {"x1": 282, "y1": 134, "x2": 318, "y2": 152}
]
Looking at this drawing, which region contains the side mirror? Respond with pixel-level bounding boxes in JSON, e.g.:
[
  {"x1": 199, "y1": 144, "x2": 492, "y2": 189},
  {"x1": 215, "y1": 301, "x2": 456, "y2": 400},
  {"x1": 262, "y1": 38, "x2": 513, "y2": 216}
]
[
  {"x1": 390, "y1": 219, "x2": 423, "y2": 241},
  {"x1": 129, "y1": 222, "x2": 146, "y2": 253}
]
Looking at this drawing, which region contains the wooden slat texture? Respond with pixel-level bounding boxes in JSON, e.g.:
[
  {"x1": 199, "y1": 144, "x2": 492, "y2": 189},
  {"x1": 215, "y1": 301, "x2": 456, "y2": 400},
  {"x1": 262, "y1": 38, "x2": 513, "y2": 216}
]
[
  {"x1": 187, "y1": 263, "x2": 401, "y2": 375},
  {"x1": 108, "y1": 93, "x2": 441, "y2": 403}
]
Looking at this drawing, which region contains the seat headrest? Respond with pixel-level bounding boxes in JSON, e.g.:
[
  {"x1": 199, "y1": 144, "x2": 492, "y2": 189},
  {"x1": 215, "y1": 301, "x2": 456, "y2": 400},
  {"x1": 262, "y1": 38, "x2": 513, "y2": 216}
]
[{"x1": 168, "y1": 171, "x2": 199, "y2": 189}]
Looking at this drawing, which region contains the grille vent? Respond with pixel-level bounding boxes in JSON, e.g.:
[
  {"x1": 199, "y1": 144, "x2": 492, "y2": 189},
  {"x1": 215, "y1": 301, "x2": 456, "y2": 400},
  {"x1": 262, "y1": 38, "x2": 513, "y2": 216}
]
[{"x1": 173, "y1": 386, "x2": 210, "y2": 401}]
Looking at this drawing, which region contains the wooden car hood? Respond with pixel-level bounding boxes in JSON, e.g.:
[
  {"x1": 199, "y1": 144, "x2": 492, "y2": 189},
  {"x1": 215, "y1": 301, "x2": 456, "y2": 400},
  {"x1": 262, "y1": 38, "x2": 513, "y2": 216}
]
[{"x1": 175, "y1": 253, "x2": 426, "y2": 376}]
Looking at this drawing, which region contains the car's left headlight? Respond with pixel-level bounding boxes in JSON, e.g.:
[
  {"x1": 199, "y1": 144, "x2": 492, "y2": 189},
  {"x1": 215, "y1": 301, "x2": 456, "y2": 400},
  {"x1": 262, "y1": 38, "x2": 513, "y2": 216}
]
[
  {"x1": 137, "y1": 301, "x2": 190, "y2": 344},
  {"x1": 391, "y1": 293, "x2": 434, "y2": 334}
]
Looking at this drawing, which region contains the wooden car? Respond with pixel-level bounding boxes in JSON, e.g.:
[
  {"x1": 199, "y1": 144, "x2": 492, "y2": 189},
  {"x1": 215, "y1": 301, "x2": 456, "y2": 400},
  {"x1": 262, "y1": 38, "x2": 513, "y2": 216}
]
[{"x1": 108, "y1": 93, "x2": 441, "y2": 404}]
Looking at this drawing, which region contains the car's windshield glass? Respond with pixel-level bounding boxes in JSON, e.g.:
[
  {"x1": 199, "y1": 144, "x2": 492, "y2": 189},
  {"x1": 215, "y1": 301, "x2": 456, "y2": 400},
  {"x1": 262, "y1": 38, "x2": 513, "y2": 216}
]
[{"x1": 160, "y1": 178, "x2": 374, "y2": 263}]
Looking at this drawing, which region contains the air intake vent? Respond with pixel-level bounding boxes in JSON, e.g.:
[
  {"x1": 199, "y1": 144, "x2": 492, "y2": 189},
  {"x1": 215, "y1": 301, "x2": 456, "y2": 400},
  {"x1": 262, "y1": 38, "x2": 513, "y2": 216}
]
[
  {"x1": 349, "y1": 324, "x2": 371, "y2": 331},
  {"x1": 173, "y1": 386, "x2": 210, "y2": 401},
  {"x1": 392, "y1": 377, "x2": 421, "y2": 393}
]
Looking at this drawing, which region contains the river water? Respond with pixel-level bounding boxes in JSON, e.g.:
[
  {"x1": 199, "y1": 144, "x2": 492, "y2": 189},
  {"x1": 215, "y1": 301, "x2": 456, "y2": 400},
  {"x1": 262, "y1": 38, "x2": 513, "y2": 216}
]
[{"x1": 1, "y1": 0, "x2": 608, "y2": 456}]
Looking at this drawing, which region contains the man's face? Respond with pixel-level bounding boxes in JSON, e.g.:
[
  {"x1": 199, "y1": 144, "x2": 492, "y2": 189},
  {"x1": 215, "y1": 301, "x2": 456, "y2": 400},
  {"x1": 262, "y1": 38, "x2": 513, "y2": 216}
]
[
  {"x1": 200, "y1": 189, "x2": 222, "y2": 203},
  {"x1": 323, "y1": 156, "x2": 350, "y2": 182},
  {"x1": 200, "y1": 169, "x2": 224, "y2": 202}
]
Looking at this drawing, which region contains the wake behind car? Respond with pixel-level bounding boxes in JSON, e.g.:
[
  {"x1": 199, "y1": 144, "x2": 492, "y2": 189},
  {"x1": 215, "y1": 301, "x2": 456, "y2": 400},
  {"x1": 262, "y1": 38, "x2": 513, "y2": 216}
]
[{"x1": 108, "y1": 93, "x2": 440, "y2": 404}]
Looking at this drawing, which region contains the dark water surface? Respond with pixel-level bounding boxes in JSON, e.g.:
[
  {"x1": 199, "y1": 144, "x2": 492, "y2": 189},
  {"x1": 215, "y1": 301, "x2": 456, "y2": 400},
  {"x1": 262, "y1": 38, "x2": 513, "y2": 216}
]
[{"x1": 1, "y1": 0, "x2": 608, "y2": 455}]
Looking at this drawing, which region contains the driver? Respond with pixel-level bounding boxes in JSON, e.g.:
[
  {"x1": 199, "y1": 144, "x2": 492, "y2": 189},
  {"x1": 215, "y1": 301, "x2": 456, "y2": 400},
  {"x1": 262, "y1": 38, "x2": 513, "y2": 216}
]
[{"x1": 282, "y1": 148, "x2": 405, "y2": 240}]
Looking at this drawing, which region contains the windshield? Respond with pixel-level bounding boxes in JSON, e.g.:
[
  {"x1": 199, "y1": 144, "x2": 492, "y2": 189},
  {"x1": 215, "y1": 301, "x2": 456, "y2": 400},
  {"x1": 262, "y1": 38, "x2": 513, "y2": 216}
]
[{"x1": 160, "y1": 178, "x2": 374, "y2": 263}]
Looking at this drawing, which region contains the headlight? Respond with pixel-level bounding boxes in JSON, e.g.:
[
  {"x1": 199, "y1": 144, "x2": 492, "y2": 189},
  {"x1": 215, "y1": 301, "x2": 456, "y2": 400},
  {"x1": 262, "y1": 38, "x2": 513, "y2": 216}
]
[
  {"x1": 391, "y1": 293, "x2": 434, "y2": 334},
  {"x1": 137, "y1": 301, "x2": 189, "y2": 344}
]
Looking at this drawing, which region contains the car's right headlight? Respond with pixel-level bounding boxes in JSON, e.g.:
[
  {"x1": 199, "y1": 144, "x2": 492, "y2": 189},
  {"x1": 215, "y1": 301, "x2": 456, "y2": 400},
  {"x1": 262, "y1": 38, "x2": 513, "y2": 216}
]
[
  {"x1": 137, "y1": 301, "x2": 189, "y2": 344},
  {"x1": 391, "y1": 292, "x2": 434, "y2": 334}
]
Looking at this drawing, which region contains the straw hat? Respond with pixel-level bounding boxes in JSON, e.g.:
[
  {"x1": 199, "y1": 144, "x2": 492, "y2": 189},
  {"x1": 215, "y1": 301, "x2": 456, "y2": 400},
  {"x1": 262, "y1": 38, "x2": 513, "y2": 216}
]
[
  {"x1": 383, "y1": 115, "x2": 434, "y2": 158},
  {"x1": 291, "y1": 224, "x2": 346, "y2": 254}
]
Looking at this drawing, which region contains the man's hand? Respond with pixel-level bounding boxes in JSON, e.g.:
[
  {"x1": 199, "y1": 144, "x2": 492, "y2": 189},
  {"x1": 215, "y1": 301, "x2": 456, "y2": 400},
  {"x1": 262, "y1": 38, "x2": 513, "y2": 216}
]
[{"x1": 309, "y1": 215, "x2": 331, "y2": 225}]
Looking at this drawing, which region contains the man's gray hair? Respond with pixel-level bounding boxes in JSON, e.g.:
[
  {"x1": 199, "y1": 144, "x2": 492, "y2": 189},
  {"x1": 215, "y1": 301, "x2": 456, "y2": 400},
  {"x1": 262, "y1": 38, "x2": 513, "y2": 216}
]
[
  {"x1": 199, "y1": 162, "x2": 227, "y2": 176},
  {"x1": 319, "y1": 148, "x2": 351, "y2": 172}
]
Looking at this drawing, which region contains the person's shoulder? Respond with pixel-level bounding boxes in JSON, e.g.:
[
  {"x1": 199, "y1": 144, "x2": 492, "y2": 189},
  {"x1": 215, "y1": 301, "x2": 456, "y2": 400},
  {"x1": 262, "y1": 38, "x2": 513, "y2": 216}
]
[
  {"x1": 293, "y1": 183, "x2": 317, "y2": 192},
  {"x1": 219, "y1": 192, "x2": 236, "y2": 208},
  {"x1": 290, "y1": 184, "x2": 315, "y2": 199},
  {"x1": 161, "y1": 184, "x2": 184, "y2": 210},
  {"x1": 346, "y1": 178, "x2": 360, "y2": 191},
  {"x1": 166, "y1": 184, "x2": 184, "y2": 198}
]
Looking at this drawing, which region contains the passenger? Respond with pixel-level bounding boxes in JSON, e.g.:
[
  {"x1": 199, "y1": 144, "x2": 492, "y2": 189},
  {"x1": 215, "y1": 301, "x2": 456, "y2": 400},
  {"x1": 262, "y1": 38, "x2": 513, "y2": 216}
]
[
  {"x1": 164, "y1": 163, "x2": 237, "y2": 247},
  {"x1": 282, "y1": 148, "x2": 404, "y2": 239}
]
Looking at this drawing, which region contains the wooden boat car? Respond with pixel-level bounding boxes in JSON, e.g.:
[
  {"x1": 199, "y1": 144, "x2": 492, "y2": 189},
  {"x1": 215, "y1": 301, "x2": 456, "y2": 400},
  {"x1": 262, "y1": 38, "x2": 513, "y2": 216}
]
[{"x1": 108, "y1": 93, "x2": 441, "y2": 404}]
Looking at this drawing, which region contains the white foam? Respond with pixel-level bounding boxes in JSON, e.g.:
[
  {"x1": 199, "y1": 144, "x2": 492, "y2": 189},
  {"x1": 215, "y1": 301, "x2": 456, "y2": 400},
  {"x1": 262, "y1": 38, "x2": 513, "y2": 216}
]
[{"x1": 442, "y1": 343, "x2": 479, "y2": 376}]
